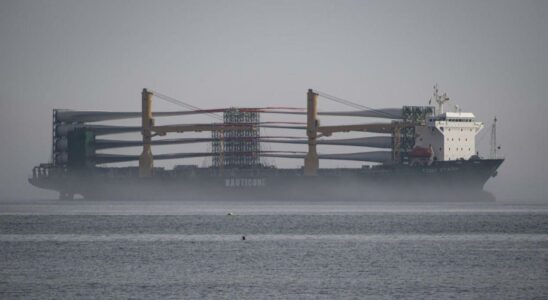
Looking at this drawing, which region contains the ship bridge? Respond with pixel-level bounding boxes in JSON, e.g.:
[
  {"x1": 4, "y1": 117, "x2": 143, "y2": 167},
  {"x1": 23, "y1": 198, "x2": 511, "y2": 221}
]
[
  {"x1": 428, "y1": 112, "x2": 476, "y2": 123},
  {"x1": 415, "y1": 107, "x2": 483, "y2": 161}
]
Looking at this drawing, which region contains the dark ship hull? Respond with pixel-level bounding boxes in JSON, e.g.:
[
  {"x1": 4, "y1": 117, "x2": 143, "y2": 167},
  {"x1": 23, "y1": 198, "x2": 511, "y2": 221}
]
[{"x1": 29, "y1": 158, "x2": 503, "y2": 202}]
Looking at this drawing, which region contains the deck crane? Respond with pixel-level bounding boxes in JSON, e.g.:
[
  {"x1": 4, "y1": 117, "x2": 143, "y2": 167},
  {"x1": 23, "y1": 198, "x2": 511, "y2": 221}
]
[
  {"x1": 139, "y1": 89, "x2": 273, "y2": 177},
  {"x1": 303, "y1": 90, "x2": 414, "y2": 176},
  {"x1": 139, "y1": 89, "x2": 413, "y2": 178}
]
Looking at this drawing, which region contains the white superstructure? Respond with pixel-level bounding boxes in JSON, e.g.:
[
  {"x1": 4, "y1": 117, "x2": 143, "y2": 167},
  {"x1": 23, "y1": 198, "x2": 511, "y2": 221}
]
[{"x1": 414, "y1": 87, "x2": 483, "y2": 161}]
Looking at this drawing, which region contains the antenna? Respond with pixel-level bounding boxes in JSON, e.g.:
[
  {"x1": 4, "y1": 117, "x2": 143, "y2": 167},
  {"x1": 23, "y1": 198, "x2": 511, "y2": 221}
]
[
  {"x1": 431, "y1": 84, "x2": 450, "y2": 114},
  {"x1": 490, "y1": 116, "x2": 497, "y2": 158}
]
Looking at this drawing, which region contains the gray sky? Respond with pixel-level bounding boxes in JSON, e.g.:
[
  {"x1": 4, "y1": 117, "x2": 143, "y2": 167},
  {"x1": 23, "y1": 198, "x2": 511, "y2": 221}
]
[{"x1": 0, "y1": 0, "x2": 546, "y2": 201}]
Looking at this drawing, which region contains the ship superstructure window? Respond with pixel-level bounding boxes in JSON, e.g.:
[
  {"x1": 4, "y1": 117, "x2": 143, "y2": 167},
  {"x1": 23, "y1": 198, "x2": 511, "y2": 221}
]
[{"x1": 446, "y1": 118, "x2": 474, "y2": 122}]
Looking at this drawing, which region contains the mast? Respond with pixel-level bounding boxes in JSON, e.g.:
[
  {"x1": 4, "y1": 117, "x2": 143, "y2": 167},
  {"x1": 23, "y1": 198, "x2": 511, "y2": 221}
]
[
  {"x1": 490, "y1": 116, "x2": 497, "y2": 159},
  {"x1": 304, "y1": 89, "x2": 319, "y2": 176},
  {"x1": 139, "y1": 88, "x2": 154, "y2": 177},
  {"x1": 431, "y1": 84, "x2": 450, "y2": 114}
]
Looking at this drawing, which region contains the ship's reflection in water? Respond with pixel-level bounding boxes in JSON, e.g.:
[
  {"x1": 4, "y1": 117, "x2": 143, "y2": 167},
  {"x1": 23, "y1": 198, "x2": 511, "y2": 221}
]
[{"x1": 1, "y1": 200, "x2": 547, "y2": 299}]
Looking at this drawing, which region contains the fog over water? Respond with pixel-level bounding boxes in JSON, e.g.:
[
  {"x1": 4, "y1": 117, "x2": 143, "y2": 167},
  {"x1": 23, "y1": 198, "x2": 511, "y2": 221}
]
[{"x1": 0, "y1": 0, "x2": 547, "y2": 202}]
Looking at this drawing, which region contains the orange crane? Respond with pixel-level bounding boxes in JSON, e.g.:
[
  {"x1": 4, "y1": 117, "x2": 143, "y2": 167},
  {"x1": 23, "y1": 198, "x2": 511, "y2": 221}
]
[
  {"x1": 138, "y1": 88, "x2": 411, "y2": 178},
  {"x1": 139, "y1": 89, "x2": 263, "y2": 177},
  {"x1": 304, "y1": 89, "x2": 411, "y2": 176}
]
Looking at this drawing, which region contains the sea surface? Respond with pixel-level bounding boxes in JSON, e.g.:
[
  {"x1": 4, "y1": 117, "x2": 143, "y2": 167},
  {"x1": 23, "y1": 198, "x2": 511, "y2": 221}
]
[{"x1": 1, "y1": 199, "x2": 547, "y2": 299}]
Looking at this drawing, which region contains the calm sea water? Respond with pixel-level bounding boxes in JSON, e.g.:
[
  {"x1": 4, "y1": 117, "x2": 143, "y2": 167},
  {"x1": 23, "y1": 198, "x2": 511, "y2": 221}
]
[{"x1": 1, "y1": 200, "x2": 547, "y2": 299}]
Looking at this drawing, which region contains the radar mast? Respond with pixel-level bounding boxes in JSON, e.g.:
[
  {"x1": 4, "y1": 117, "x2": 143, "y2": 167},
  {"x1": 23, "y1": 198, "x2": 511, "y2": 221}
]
[{"x1": 431, "y1": 84, "x2": 450, "y2": 114}]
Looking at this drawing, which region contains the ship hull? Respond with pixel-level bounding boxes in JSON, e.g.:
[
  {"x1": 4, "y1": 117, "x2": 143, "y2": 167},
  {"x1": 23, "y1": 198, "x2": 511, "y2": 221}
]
[{"x1": 29, "y1": 159, "x2": 503, "y2": 202}]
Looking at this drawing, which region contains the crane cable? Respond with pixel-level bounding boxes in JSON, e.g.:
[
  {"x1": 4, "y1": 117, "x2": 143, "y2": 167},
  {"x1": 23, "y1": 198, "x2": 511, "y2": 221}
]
[
  {"x1": 314, "y1": 90, "x2": 401, "y2": 119},
  {"x1": 150, "y1": 90, "x2": 224, "y2": 121},
  {"x1": 150, "y1": 89, "x2": 400, "y2": 123}
]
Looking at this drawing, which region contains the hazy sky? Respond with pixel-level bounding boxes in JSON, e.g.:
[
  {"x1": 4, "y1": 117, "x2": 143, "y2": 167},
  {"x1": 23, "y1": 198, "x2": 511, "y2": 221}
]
[{"x1": 0, "y1": 0, "x2": 546, "y2": 201}]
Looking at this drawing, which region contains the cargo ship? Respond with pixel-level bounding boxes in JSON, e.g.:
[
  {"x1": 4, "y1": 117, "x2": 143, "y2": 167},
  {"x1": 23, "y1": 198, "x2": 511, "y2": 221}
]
[{"x1": 29, "y1": 85, "x2": 503, "y2": 201}]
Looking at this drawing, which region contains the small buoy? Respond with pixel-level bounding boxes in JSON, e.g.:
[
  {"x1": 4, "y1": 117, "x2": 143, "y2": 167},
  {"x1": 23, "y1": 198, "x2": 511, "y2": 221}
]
[
  {"x1": 242, "y1": 236, "x2": 246, "y2": 240},
  {"x1": 227, "y1": 212, "x2": 234, "y2": 216}
]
